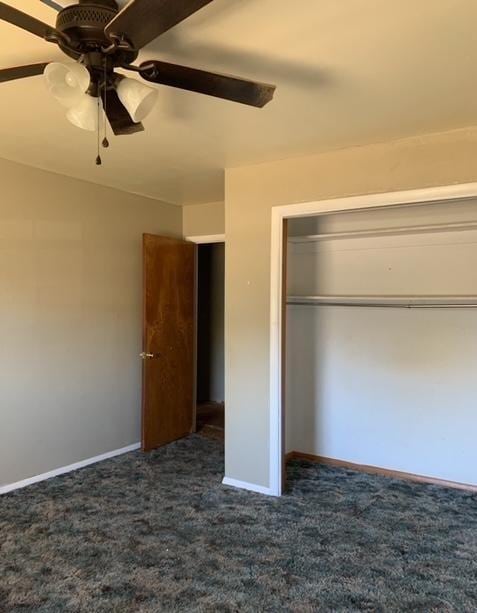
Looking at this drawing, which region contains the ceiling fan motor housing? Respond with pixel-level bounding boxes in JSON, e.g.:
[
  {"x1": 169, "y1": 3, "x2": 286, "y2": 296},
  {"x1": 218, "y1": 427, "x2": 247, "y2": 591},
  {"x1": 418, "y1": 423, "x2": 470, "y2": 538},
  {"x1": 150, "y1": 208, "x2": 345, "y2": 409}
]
[
  {"x1": 0, "y1": 0, "x2": 276, "y2": 143},
  {"x1": 56, "y1": 2, "x2": 137, "y2": 66}
]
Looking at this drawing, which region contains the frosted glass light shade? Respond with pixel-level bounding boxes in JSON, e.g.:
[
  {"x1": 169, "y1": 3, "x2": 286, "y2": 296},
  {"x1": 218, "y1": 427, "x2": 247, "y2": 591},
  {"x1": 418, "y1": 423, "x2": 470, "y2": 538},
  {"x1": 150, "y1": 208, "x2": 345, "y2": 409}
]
[
  {"x1": 116, "y1": 77, "x2": 158, "y2": 122},
  {"x1": 66, "y1": 94, "x2": 102, "y2": 132},
  {"x1": 44, "y1": 62, "x2": 90, "y2": 108}
]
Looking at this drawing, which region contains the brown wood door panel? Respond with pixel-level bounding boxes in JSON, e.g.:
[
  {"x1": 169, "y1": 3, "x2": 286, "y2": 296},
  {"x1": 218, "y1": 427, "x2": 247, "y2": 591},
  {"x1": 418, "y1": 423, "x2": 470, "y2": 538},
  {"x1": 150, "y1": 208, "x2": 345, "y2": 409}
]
[{"x1": 142, "y1": 234, "x2": 196, "y2": 451}]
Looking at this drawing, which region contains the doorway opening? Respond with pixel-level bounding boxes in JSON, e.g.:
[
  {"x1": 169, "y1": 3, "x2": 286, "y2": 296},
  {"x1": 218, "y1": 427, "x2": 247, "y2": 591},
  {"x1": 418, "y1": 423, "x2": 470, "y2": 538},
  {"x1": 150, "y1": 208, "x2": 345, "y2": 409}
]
[{"x1": 195, "y1": 242, "x2": 225, "y2": 441}]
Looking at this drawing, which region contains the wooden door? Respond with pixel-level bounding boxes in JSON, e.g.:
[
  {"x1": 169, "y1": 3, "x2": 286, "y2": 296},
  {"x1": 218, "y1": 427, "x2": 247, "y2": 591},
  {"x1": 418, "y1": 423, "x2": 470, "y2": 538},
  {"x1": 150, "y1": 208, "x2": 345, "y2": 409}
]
[{"x1": 142, "y1": 234, "x2": 196, "y2": 451}]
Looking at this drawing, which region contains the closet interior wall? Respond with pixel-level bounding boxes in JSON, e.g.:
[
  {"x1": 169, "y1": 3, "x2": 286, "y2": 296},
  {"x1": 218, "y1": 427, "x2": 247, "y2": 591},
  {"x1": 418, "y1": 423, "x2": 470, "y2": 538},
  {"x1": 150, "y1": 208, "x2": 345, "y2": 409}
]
[{"x1": 285, "y1": 199, "x2": 477, "y2": 486}]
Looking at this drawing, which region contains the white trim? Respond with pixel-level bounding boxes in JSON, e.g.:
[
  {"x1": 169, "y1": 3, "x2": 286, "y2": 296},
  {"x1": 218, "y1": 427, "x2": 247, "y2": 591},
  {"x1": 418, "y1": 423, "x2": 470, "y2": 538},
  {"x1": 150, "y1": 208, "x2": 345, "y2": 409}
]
[
  {"x1": 186, "y1": 234, "x2": 225, "y2": 244},
  {"x1": 274, "y1": 183, "x2": 477, "y2": 220},
  {"x1": 269, "y1": 182, "x2": 477, "y2": 497},
  {"x1": 269, "y1": 208, "x2": 284, "y2": 496},
  {"x1": 222, "y1": 476, "x2": 275, "y2": 496},
  {"x1": 0, "y1": 442, "x2": 141, "y2": 495}
]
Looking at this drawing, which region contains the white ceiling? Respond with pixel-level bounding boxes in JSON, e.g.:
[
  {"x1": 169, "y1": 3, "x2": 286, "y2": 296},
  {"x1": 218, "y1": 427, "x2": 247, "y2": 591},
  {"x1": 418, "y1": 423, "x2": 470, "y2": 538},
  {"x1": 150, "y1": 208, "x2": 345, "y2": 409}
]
[{"x1": 1, "y1": 0, "x2": 477, "y2": 205}]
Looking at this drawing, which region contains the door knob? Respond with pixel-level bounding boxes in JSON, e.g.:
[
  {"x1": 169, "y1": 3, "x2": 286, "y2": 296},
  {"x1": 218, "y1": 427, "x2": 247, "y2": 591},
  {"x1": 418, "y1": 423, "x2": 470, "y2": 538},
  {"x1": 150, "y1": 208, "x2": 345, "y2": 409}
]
[{"x1": 140, "y1": 352, "x2": 159, "y2": 360}]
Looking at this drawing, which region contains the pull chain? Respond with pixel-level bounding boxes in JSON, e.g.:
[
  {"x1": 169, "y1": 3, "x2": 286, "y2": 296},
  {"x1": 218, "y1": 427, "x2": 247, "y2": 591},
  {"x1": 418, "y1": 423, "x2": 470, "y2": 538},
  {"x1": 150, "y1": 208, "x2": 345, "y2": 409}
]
[
  {"x1": 102, "y1": 59, "x2": 109, "y2": 149},
  {"x1": 95, "y1": 95, "x2": 102, "y2": 166}
]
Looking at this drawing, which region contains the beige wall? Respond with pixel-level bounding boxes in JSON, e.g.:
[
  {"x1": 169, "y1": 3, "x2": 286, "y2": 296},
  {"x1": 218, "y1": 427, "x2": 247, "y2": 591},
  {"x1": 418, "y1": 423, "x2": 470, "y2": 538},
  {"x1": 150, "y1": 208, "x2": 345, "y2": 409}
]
[
  {"x1": 224, "y1": 127, "x2": 477, "y2": 488},
  {"x1": 183, "y1": 201, "x2": 225, "y2": 238},
  {"x1": 0, "y1": 158, "x2": 181, "y2": 487}
]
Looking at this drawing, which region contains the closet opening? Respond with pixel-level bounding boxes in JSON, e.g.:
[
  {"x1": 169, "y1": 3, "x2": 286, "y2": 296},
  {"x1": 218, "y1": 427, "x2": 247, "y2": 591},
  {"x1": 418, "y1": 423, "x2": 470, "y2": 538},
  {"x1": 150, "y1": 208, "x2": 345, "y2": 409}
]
[
  {"x1": 282, "y1": 199, "x2": 477, "y2": 492},
  {"x1": 195, "y1": 242, "x2": 225, "y2": 442}
]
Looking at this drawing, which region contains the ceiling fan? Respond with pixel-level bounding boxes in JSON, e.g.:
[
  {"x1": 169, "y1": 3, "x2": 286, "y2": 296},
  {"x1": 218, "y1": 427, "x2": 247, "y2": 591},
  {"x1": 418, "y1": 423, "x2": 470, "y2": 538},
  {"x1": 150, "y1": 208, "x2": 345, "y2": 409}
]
[{"x1": 0, "y1": 0, "x2": 276, "y2": 162}]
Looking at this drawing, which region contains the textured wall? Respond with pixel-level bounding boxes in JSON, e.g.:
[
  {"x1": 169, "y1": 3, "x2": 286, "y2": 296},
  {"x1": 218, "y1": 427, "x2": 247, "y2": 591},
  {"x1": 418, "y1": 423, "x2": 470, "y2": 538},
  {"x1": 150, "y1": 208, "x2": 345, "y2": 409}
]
[
  {"x1": 183, "y1": 201, "x2": 225, "y2": 238},
  {"x1": 0, "y1": 158, "x2": 182, "y2": 487}
]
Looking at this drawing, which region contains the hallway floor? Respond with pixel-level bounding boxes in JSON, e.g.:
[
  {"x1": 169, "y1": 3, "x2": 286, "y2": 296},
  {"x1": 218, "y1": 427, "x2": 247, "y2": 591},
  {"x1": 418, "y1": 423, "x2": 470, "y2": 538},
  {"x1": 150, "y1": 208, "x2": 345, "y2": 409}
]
[{"x1": 196, "y1": 401, "x2": 224, "y2": 441}]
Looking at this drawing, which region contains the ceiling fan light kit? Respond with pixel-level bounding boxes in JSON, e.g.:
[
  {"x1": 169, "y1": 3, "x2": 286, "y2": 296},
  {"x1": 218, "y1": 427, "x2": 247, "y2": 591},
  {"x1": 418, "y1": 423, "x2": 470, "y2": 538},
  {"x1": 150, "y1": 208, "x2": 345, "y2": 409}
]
[
  {"x1": 44, "y1": 61, "x2": 91, "y2": 107},
  {"x1": 115, "y1": 76, "x2": 158, "y2": 123},
  {"x1": 0, "y1": 0, "x2": 276, "y2": 164},
  {"x1": 43, "y1": 61, "x2": 157, "y2": 131},
  {"x1": 66, "y1": 91, "x2": 102, "y2": 131}
]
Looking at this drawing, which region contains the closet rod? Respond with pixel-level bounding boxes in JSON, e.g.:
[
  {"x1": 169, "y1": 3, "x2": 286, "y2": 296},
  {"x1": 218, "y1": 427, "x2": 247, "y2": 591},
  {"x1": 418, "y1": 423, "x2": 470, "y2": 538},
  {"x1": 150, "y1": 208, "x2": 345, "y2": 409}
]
[{"x1": 287, "y1": 295, "x2": 477, "y2": 308}]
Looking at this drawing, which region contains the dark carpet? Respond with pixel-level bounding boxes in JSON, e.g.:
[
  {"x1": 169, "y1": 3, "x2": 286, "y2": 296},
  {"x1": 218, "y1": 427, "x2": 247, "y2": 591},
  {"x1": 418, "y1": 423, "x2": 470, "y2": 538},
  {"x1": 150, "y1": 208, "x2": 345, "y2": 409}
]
[{"x1": 1, "y1": 435, "x2": 477, "y2": 612}]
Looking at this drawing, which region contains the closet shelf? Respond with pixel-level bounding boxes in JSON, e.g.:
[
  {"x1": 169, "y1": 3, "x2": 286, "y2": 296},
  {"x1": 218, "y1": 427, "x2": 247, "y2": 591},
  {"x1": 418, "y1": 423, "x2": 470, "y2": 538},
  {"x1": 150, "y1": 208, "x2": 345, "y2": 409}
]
[
  {"x1": 287, "y1": 295, "x2": 477, "y2": 308},
  {"x1": 288, "y1": 221, "x2": 477, "y2": 243}
]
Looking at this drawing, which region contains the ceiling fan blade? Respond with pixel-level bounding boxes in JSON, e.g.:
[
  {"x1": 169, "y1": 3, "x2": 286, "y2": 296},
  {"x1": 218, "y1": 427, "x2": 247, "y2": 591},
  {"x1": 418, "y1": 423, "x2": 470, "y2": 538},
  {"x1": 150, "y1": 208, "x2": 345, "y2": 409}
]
[
  {"x1": 102, "y1": 89, "x2": 144, "y2": 136},
  {"x1": 40, "y1": 0, "x2": 63, "y2": 11},
  {"x1": 138, "y1": 60, "x2": 276, "y2": 108},
  {"x1": 0, "y1": 2, "x2": 59, "y2": 40},
  {"x1": 105, "y1": 0, "x2": 214, "y2": 50},
  {"x1": 0, "y1": 62, "x2": 50, "y2": 83}
]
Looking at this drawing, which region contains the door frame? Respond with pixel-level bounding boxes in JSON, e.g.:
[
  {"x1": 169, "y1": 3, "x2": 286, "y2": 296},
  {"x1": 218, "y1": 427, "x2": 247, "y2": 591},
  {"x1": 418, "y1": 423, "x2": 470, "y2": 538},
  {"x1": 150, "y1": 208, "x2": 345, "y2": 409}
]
[
  {"x1": 269, "y1": 182, "x2": 477, "y2": 496},
  {"x1": 186, "y1": 234, "x2": 226, "y2": 244}
]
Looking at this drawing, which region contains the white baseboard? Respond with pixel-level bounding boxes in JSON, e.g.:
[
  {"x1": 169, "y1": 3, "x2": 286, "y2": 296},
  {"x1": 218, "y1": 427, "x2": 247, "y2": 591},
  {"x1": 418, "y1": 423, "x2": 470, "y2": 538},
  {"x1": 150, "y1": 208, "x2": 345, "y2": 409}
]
[
  {"x1": 222, "y1": 476, "x2": 276, "y2": 496},
  {"x1": 0, "y1": 442, "x2": 141, "y2": 495}
]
